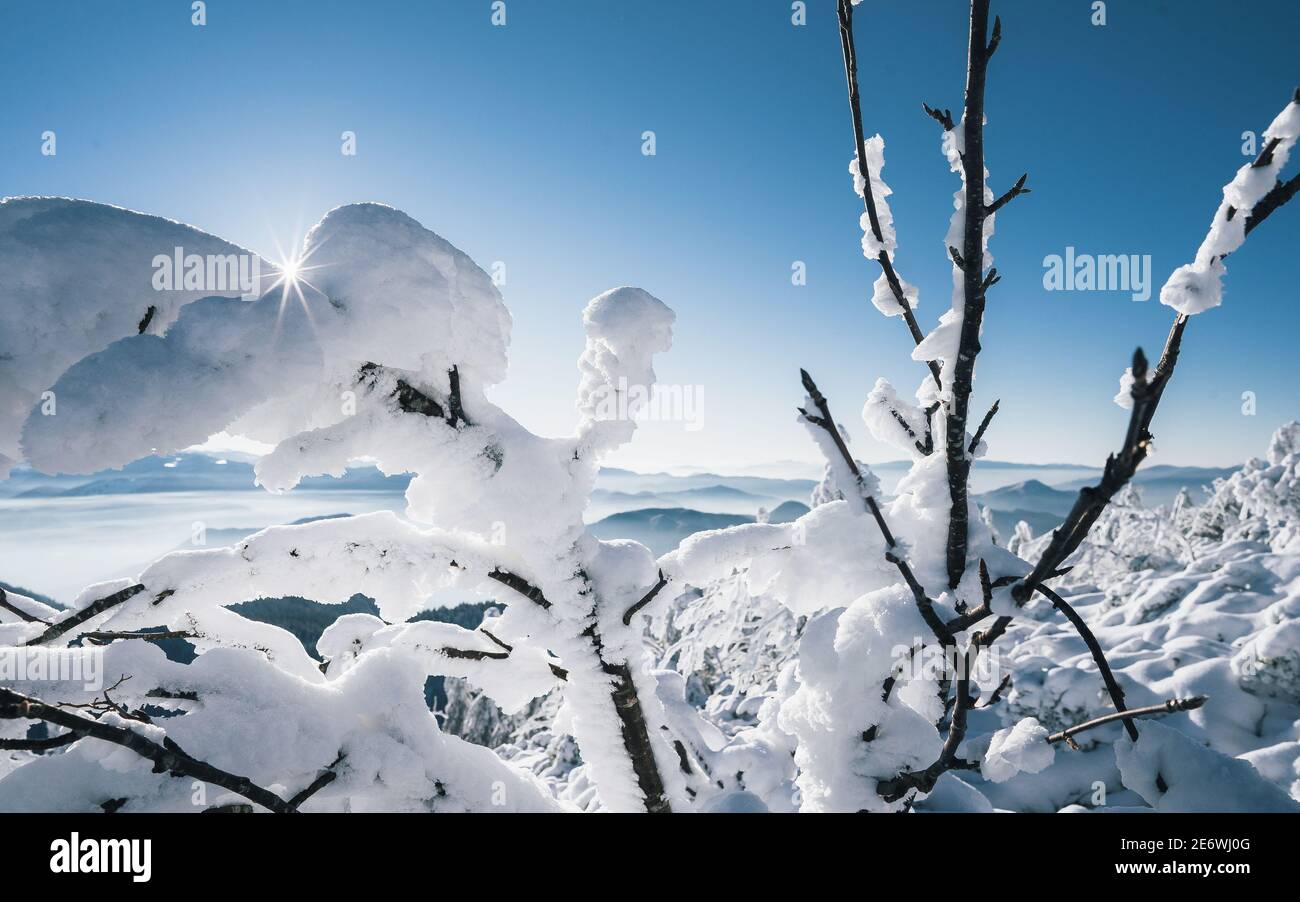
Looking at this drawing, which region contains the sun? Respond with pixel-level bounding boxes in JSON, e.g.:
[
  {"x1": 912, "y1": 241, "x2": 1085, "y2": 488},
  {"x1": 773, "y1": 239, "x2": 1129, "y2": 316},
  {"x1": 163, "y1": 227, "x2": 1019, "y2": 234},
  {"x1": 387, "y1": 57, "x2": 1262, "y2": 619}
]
[{"x1": 264, "y1": 234, "x2": 330, "y2": 343}]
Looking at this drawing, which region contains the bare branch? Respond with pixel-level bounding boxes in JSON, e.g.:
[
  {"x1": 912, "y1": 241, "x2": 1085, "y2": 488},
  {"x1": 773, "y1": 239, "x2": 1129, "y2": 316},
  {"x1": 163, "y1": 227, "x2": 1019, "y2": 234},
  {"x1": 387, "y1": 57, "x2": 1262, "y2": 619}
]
[
  {"x1": 800, "y1": 369, "x2": 953, "y2": 647},
  {"x1": 837, "y1": 0, "x2": 943, "y2": 388},
  {"x1": 486, "y1": 568, "x2": 552, "y2": 610},
  {"x1": 985, "y1": 14, "x2": 1002, "y2": 56},
  {"x1": 922, "y1": 102, "x2": 955, "y2": 132},
  {"x1": 0, "y1": 587, "x2": 49, "y2": 625},
  {"x1": 0, "y1": 685, "x2": 300, "y2": 813},
  {"x1": 968, "y1": 399, "x2": 1000, "y2": 453},
  {"x1": 1031, "y1": 583, "x2": 1137, "y2": 740},
  {"x1": 622, "y1": 570, "x2": 668, "y2": 626},
  {"x1": 136, "y1": 305, "x2": 157, "y2": 334},
  {"x1": 27, "y1": 584, "x2": 148, "y2": 646},
  {"x1": 446, "y1": 365, "x2": 471, "y2": 428},
  {"x1": 985, "y1": 173, "x2": 1029, "y2": 215},
  {"x1": 0, "y1": 731, "x2": 81, "y2": 751},
  {"x1": 286, "y1": 752, "x2": 345, "y2": 811},
  {"x1": 81, "y1": 629, "x2": 196, "y2": 645},
  {"x1": 1048, "y1": 697, "x2": 1207, "y2": 745}
]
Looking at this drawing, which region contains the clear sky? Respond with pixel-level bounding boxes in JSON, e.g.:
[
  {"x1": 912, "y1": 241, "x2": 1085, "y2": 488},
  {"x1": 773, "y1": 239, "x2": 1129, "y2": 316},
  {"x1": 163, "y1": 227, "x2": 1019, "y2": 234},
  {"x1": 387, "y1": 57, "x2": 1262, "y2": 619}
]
[{"x1": 2, "y1": 0, "x2": 1296, "y2": 471}]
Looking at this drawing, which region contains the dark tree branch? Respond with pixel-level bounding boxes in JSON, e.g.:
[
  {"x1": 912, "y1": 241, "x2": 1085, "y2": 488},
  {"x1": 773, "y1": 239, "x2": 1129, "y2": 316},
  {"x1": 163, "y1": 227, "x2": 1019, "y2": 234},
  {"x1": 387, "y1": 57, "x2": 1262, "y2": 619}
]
[
  {"x1": 1015, "y1": 89, "x2": 1299, "y2": 606},
  {"x1": 968, "y1": 399, "x2": 1000, "y2": 453},
  {"x1": 1031, "y1": 583, "x2": 1137, "y2": 741},
  {"x1": 923, "y1": 102, "x2": 955, "y2": 132},
  {"x1": 985, "y1": 14, "x2": 1002, "y2": 56},
  {"x1": 0, "y1": 731, "x2": 81, "y2": 751},
  {"x1": 1048, "y1": 697, "x2": 1207, "y2": 745},
  {"x1": 359, "y1": 362, "x2": 473, "y2": 429},
  {"x1": 985, "y1": 173, "x2": 1029, "y2": 215},
  {"x1": 943, "y1": 0, "x2": 999, "y2": 591},
  {"x1": 446, "y1": 365, "x2": 471, "y2": 428},
  {"x1": 436, "y1": 645, "x2": 509, "y2": 663},
  {"x1": 0, "y1": 686, "x2": 300, "y2": 813},
  {"x1": 799, "y1": 369, "x2": 952, "y2": 647},
  {"x1": 580, "y1": 605, "x2": 672, "y2": 813},
  {"x1": 978, "y1": 674, "x2": 1012, "y2": 708},
  {"x1": 1242, "y1": 170, "x2": 1300, "y2": 238},
  {"x1": 81, "y1": 629, "x2": 196, "y2": 645},
  {"x1": 286, "y1": 752, "x2": 345, "y2": 811},
  {"x1": 0, "y1": 588, "x2": 49, "y2": 624},
  {"x1": 877, "y1": 615, "x2": 1005, "y2": 802},
  {"x1": 28, "y1": 584, "x2": 148, "y2": 646},
  {"x1": 623, "y1": 570, "x2": 668, "y2": 626},
  {"x1": 837, "y1": 0, "x2": 943, "y2": 389},
  {"x1": 486, "y1": 568, "x2": 552, "y2": 610},
  {"x1": 481, "y1": 560, "x2": 668, "y2": 810}
]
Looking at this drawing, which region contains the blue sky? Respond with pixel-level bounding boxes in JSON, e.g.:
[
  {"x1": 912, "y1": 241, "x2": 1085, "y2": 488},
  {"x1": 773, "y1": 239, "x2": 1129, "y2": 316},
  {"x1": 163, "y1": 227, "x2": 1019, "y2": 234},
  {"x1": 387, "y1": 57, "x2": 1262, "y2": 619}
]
[{"x1": 2, "y1": 0, "x2": 1296, "y2": 471}]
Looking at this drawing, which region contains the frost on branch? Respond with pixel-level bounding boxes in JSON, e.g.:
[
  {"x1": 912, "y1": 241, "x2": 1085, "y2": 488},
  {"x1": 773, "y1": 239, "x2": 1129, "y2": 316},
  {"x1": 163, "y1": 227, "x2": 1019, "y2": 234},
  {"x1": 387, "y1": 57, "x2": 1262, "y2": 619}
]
[
  {"x1": 3, "y1": 201, "x2": 695, "y2": 813},
  {"x1": 1160, "y1": 96, "x2": 1300, "y2": 315},
  {"x1": 862, "y1": 377, "x2": 929, "y2": 457},
  {"x1": 849, "y1": 137, "x2": 899, "y2": 261}
]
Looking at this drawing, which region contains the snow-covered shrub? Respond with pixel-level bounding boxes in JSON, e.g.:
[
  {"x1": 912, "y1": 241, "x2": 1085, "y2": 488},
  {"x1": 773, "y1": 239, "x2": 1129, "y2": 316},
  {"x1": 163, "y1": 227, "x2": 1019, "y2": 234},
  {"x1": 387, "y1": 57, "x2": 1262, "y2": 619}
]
[{"x1": 1, "y1": 200, "x2": 698, "y2": 812}]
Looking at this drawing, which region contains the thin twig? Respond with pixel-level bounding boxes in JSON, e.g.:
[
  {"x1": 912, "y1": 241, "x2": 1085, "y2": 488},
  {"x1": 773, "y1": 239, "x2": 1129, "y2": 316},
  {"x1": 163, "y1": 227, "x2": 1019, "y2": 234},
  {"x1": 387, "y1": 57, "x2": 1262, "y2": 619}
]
[
  {"x1": 1031, "y1": 583, "x2": 1137, "y2": 740},
  {"x1": 0, "y1": 588, "x2": 49, "y2": 625},
  {"x1": 623, "y1": 570, "x2": 668, "y2": 626},
  {"x1": 27, "y1": 584, "x2": 148, "y2": 646},
  {"x1": 799, "y1": 369, "x2": 952, "y2": 646},
  {"x1": 0, "y1": 686, "x2": 299, "y2": 813},
  {"x1": 286, "y1": 752, "x2": 345, "y2": 811},
  {"x1": 1048, "y1": 697, "x2": 1207, "y2": 745},
  {"x1": 968, "y1": 399, "x2": 1000, "y2": 453},
  {"x1": 486, "y1": 569, "x2": 552, "y2": 610},
  {"x1": 837, "y1": 0, "x2": 943, "y2": 389}
]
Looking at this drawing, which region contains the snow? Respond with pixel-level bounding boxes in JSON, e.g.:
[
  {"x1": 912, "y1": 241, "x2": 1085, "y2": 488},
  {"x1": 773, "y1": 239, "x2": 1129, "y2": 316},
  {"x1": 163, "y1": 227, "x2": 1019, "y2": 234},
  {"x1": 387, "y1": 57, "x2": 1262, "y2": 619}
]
[
  {"x1": 849, "y1": 136, "x2": 899, "y2": 260},
  {"x1": 982, "y1": 717, "x2": 1055, "y2": 782},
  {"x1": 0, "y1": 197, "x2": 264, "y2": 479},
  {"x1": 20, "y1": 203, "x2": 511, "y2": 476},
  {"x1": 910, "y1": 115, "x2": 997, "y2": 397},
  {"x1": 862, "y1": 378, "x2": 929, "y2": 458},
  {"x1": 1115, "y1": 721, "x2": 1299, "y2": 812}
]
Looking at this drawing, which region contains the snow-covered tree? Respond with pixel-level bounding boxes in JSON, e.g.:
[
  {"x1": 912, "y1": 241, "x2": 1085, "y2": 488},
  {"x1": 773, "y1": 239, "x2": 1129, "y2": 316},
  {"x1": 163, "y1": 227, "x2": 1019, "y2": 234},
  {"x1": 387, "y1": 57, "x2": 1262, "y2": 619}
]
[
  {"x1": 1, "y1": 201, "x2": 693, "y2": 812},
  {"x1": 647, "y1": 0, "x2": 1300, "y2": 813}
]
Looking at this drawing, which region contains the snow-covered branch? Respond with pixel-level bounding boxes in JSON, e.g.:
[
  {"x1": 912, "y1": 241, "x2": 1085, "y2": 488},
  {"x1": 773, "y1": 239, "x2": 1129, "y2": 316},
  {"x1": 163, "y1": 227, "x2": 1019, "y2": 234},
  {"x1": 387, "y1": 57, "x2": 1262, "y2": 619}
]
[
  {"x1": 836, "y1": 0, "x2": 941, "y2": 387},
  {"x1": 1015, "y1": 90, "x2": 1300, "y2": 607},
  {"x1": 0, "y1": 684, "x2": 308, "y2": 813}
]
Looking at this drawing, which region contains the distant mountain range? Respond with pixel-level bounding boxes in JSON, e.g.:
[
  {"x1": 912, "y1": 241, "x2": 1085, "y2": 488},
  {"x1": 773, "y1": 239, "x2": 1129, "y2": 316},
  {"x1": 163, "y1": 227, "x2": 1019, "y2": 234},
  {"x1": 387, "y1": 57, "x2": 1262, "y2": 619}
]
[
  {"x1": 589, "y1": 508, "x2": 754, "y2": 556},
  {"x1": 1054, "y1": 465, "x2": 1235, "y2": 507},
  {"x1": 1, "y1": 452, "x2": 1241, "y2": 602},
  {"x1": 1, "y1": 454, "x2": 409, "y2": 498}
]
